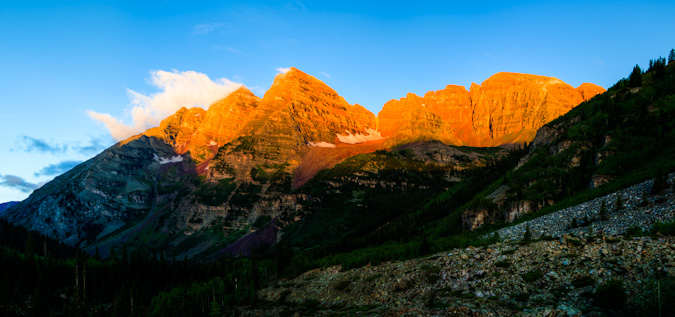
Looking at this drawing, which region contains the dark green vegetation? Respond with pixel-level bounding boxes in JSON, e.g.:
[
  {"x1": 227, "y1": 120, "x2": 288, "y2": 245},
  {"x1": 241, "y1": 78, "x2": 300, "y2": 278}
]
[
  {"x1": 0, "y1": 219, "x2": 270, "y2": 316},
  {"x1": 2, "y1": 50, "x2": 675, "y2": 315}
]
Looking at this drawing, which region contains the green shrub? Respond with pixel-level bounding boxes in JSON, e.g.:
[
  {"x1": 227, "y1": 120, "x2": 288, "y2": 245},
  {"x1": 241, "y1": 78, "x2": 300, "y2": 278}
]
[
  {"x1": 252, "y1": 215, "x2": 272, "y2": 229},
  {"x1": 653, "y1": 221, "x2": 675, "y2": 236},
  {"x1": 511, "y1": 292, "x2": 530, "y2": 302},
  {"x1": 627, "y1": 225, "x2": 645, "y2": 237},
  {"x1": 567, "y1": 238, "x2": 582, "y2": 246},
  {"x1": 494, "y1": 260, "x2": 511, "y2": 268},
  {"x1": 364, "y1": 274, "x2": 381, "y2": 282},
  {"x1": 521, "y1": 270, "x2": 544, "y2": 282},
  {"x1": 593, "y1": 279, "x2": 626, "y2": 310},
  {"x1": 572, "y1": 276, "x2": 596, "y2": 288},
  {"x1": 334, "y1": 280, "x2": 351, "y2": 291}
]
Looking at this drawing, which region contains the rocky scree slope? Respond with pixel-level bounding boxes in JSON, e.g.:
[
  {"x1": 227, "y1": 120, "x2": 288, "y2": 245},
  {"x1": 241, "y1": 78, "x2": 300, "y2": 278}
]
[{"x1": 253, "y1": 233, "x2": 675, "y2": 316}]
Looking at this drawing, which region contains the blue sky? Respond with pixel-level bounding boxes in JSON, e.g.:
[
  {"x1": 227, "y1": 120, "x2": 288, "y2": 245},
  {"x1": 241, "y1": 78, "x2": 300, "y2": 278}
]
[{"x1": 1, "y1": 0, "x2": 674, "y2": 202}]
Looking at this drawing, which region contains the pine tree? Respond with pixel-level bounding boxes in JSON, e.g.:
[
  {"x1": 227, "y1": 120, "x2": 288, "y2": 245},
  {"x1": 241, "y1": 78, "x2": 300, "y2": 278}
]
[
  {"x1": 599, "y1": 200, "x2": 608, "y2": 220},
  {"x1": 629, "y1": 65, "x2": 642, "y2": 87},
  {"x1": 522, "y1": 223, "x2": 532, "y2": 244},
  {"x1": 615, "y1": 194, "x2": 624, "y2": 211},
  {"x1": 209, "y1": 298, "x2": 222, "y2": 317},
  {"x1": 669, "y1": 49, "x2": 675, "y2": 65},
  {"x1": 639, "y1": 190, "x2": 649, "y2": 207},
  {"x1": 571, "y1": 218, "x2": 578, "y2": 229},
  {"x1": 491, "y1": 231, "x2": 501, "y2": 243},
  {"x1": 652, "y1": 170, "x2": 667, "y2": 195}
]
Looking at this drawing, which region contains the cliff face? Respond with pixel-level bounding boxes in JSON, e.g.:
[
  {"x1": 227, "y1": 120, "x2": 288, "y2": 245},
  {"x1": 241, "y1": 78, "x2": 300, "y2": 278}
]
[{"x1": 378, "y1": 72, "x2": 605, "y2": 147}]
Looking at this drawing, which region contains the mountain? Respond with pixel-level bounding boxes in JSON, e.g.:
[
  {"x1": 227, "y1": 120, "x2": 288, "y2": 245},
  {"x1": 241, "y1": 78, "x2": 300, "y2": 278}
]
[
  {"x1": 2, "y1": 54, "x2": 675, "y2": 316},
  {"x1": 0, "y1": 201, "x2": 19, "y2": 215},
  {"x1": 378, "y1": 72, "x2": 604, "y2": 147},
  {"x1": 2, "y1": 68, "x2": 602, "y2": 259}
]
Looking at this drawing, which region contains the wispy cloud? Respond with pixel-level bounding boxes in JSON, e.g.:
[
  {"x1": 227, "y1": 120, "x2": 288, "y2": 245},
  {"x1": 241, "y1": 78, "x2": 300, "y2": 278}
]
[
  {"x1": 193, "y1": 23, "x2": 224, "y2": 35},
  {"x1": 34, "y1": 160, "x2": 83, "y2": 177},
  {"x1": 285, "y1": 0, "x2": 306, "y2": 11},
  {"x1": 593, "y1": 57, "x2": 604, "y2": 66},
  {"x1": 320, "y1": 72, "x2": 330, "y2": 78},
  {"x1": 13, "y1": 135, "x2": 68, "y2": 154},
  {"x1": 88, "y1": 70, "x2": 242, "y2": 141},
  {"x1": 212, "y1": 45, "x2": 241, "y2": 54},
  {"x1": 13, "y1": 135, "x2": 112, "y2": 157},
  {"x1": 73, "y1": 136, "x2": 112, "y2": 156},
  {"x1": 0, "y1": 174, "x2": 41, "y2": 193},
  {"x1": 276, "y1": 67, "x2": 291, "y2": 74}
]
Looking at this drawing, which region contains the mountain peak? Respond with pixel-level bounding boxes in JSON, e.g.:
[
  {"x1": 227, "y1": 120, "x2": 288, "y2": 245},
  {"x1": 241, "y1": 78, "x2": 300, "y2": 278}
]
[
  {"x1": 230, "y1": 85, "x2": 256, "y2": 96},
  {"x1": 576, "y1": 82, "x2": 606, "y2": 101},
  {"x1": 483, "y1": 72, "x2": 566, "y2": 86}
]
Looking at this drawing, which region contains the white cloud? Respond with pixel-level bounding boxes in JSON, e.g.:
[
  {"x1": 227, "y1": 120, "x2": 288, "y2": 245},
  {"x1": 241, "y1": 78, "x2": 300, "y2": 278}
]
[
  {"x1": 337, "y1": 128, "x2": 384, "y2": 144},
  {"x1": 276, "y1": 67, "x2": 291, "y2": 74},
  {"x1": 320, "y1": 72, "x2": 330, "y2": 78},
  {"x1": 88, "y1": 70, "x2": 242, "y2": 141}
]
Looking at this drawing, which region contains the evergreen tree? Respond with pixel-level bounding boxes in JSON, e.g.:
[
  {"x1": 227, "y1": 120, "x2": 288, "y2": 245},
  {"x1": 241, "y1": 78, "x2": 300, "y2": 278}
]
[
  {"x1": 491, "y1": 231, "x2": 501, "y2": 243},
  {"x1": 652, "y1": 169, "x2": 667, "y2": 195},
  {"x1": 571, "y1": 218, "x2": 578, "y2": 229},
  {"x1": 669, "y1": 49, "x2": 675, "y2": 65},
  {"x1": 209, "y1": 298, "x2": 222, "y2": 317},
  {"x1": 615, "y1": 194, "x2": 624, "y2": 211},
  {"x1": 629, "y1": 65, "x2": 642, "y2": 87},
  {"x1": 522, "y1": 223, "x2": 532, "y2": 244},
  {"x1": 599, "y1": 200, "x2": 608, "y2": 220},
  {"x1": 639, "y1": 190, "x2": 649, "y2": 207}
]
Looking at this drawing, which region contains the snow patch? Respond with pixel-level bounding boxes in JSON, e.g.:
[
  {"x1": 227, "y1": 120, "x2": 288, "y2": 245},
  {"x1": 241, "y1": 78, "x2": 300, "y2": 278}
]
[
  {"x1": 337, "y1": 128, "x2": 383, "y2": 144},
  {"x1": 308, "y1": 141, "x2": 336, "y2": 148},
  {"x1": 209, "y1": 140, "x2": 218, "y2": 146},
  {"x1": 154, "y1": 154, "x2": 184, "y2": 164}
]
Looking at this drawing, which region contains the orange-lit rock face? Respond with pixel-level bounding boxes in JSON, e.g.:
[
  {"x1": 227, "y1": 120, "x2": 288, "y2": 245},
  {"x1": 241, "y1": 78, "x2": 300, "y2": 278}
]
[
  {"x1": 259, "y1": 67, "x2": 377, "y2": 143},
  {"x1": 378, "y1": 72, "x2": 606, "y2": 147},
  {"x1": 576, "y1": 83, "x2": 606, "y2": 101},
  {"x1": 129, "y1": 87, "x2": 262, "y2": 161},
  {"x1": 125, "y1": 68, "x2": 605, "y2": 183}
]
